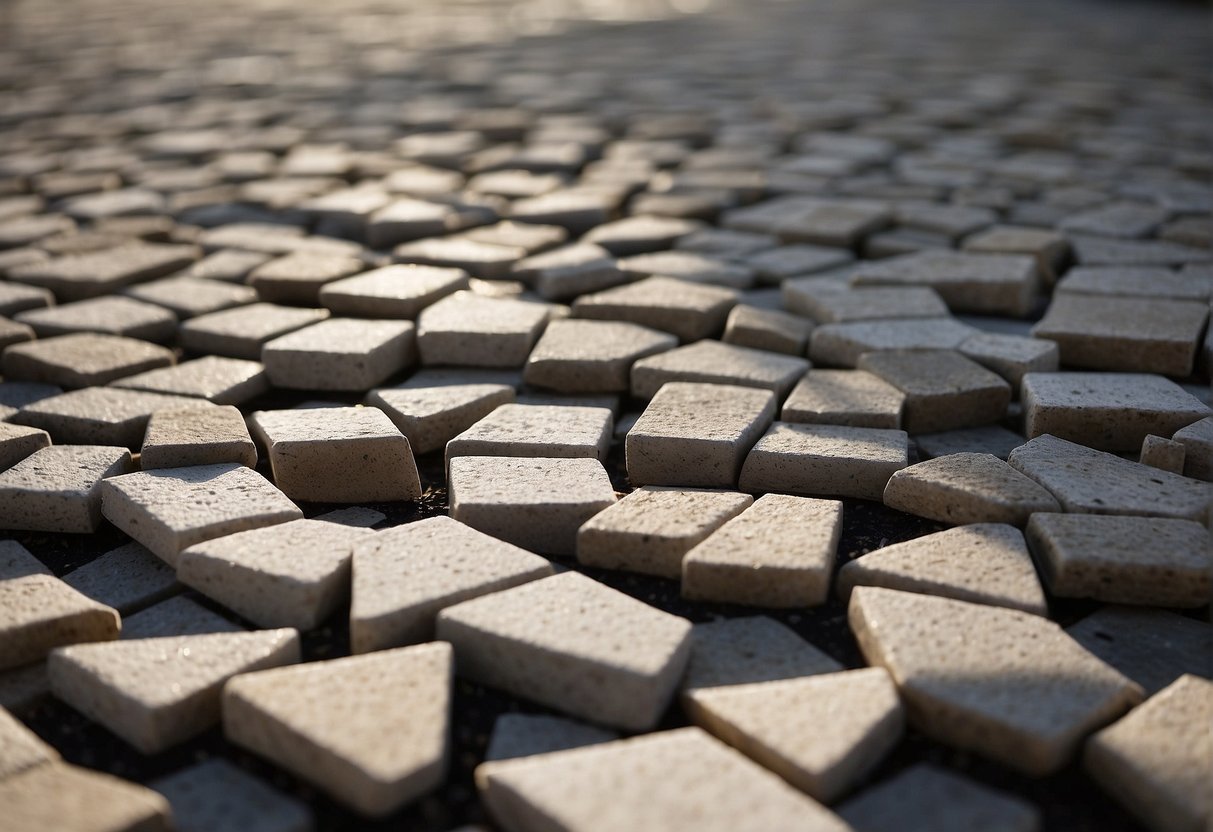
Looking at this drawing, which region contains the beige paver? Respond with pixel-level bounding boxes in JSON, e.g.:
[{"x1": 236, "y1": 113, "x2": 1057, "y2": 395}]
[
  {"x1": 140, "y1": 405, "x2": 256, "y2": 469},
  {"x1": 626, "y1": 382, "x2": 776, "y2": 488},
  {"x1": 781, "y1": 369, "x2": 904, "y2": 429},
  {"x1": 179, "y1": 519, "x2": 374, "y2": 629},
  {"x1": 739, "y1": 422, "x2": 908, "y2": 501},
  {"x1": 1025, "y1": 514, "x2": 1212, "y2": 608},
  {"x1": 448, "y1": 456, "x2": 616, "y2": 555},
  {"x1": 7, "y1": 242, "x2": 197, "y2": 301},
  {"x1": 123, "y1": 275, "x2": 258, "y2": 319},
  {"x1": 446, "y1": 403, "x2": 612, "y2": 464},
  {"x1": 15, "y1": 296, "x2": 177, "y2": 342},
  {"x1": 850, "y1": 586, "x2": 1142, "y2": 775},
  {"x1": 318, "y1": 264, "x2": 469, "y2": 319},
  {"x1": 686, "y1": 668, "x2": 903, "y2": 802},
  {"x1": 251, "y1": 407, "x2": 421, "y2": 503},
  {"x1": 630, "y1": 340, "x2": 809, "y2": 400},
  {"x1": 262, "y1": 318, "x2": 415, "y2": 391},
  {"x1": 62, "y1": 542, "x2": 178, "y2": 616},
  {"x1": 10, "y1": 387, "x2": 212, "y2": 448},
  {"x1": 1084, "y1": 675, "x2": 1212, "y2": 832},
  {"x1": 1055, "y1": 265, "x2": 1213, "y2": 302},
  {"x1": 571, "y1": 276, "x2": 737, "y2": 342},
  {"x1": 577, "y1": 487, "x2": 751, "y2": 578},
  {"x1": 1066, "y1": 607, "x2": 1213, "y2": 696},
  {"x1": 1009, "y1": 434, "x2": 1213, "y2": 522},
  {"x1": 223, "y1": 643, "x2": 452, "y2": 817},
  {"x1": 511, "y1": 242, "x2": 626, "y2": 301},
  {"x1": 618, "y1": 250, "x2": 756, "y2": 289},
  {"x1": 915, "y1": 424, "x2": 1025, "y2": 460},
  {"x1": 0, "y1": 445, "x2": 132, "y2": 533},
  {"x1": 681, "y1": 616, "x2": 843, "y2": 697},
  {"x1": 416, "y1": 291, "x2": 551, "y2": 367},
  {"x1": 121, "y1": 596, "x2": 243, "y2": 641},
  {"x1": 722, "y1": 304, "x2": 814, "y2": 355},
  {"x1": 2, "y1": 332, "x2": 174, "y2": 389},
  {"x1": 809, "y1": 317, "x2": 979, "y2": 367},
  {"x1": 851, "y1": 250, "x2": 1038, "y2": 317},
  {"x1": 1140, "y1": 435, "x2": 1186, "y2": 474},
  {"x1": 179, "y1": 302, "x2": 330, "y2": 360},
  {"x1": 964, "y1": 223, "x2": 1069, "y2": 284},
  {"x1": 883, "y1": 452, "x2": 1061, "y2": 526},
  {"x1": 784, "y1": 280, "x2": 948, "y2": 323},
  {"x1": 1173, "y1": 416, "x2": 1213, "y2": 481},
  {"x1": 0, "y1": 422, "x2": 50, "y2": 471},
  {"x1": 523, "y1": 319, "x2": 676, "y2": 393},
  {"x1": 0, "y1": 575, "x2": 120, "y2": 672},
  {"x1": 0, "y1": 702, "x2": 59, "y2": 779},
  {"x1": 476, "y1": 727, "x2": 851, "y2": 832},
  {"x1": 0, "y1": 540, "x2": 49, "y2": 581},
  {"x1": 367, "y1": 383, "x2": 515, "y2": 455},
  {"x1": 0, "y1": 762, "x2": 172, "y2": 832},
  {"x1": 100, "y1": 463, "x2": 302, "y2": 566},
  {"x1": 437, "y1": 572, "x2": 690, "y2": 730},
  {"x1": 858, "y1": 350, "x2": 1010, "y2": 434},
  {"x1": 838, "y1": 524, "x2": 1047, "y2": 615},
  {"x1": 111, "y1": 355, "x2": 269, "y2": 405},
  {"x1": 959, "y1": 334, "x2": 1059, "y2": 387},
  {"x1": 1022, "y1": 372, "x2": 1209, "y2": 452},
  {"x1": 247, "y1": 251, "x2": 364, "y2": 305},
  {"x1": 484, "y1": 714, "x2": 618, "y2": 762},
  {"x1": 682, "y1": 494, "x2": 842, "y2": 607},
  {"x1": 150, "y1": 758, "x2": 313, "y2": 832},
  {"x1": 350, "y1": 516, "x2": 552, "y2": 652},
  {"x1": 49, "y1": 628, "x2": 299, "y2": 753}
]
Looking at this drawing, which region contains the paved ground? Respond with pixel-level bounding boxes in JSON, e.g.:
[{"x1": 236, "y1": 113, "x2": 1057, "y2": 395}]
[{"x1": 1, "y1": 0, "x2": 1210, "y2": 829}]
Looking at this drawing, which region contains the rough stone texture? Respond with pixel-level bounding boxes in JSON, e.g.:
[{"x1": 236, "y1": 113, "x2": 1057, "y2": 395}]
[
  {"x1": 0, "y1": 762, "x2": 172, "y2": 832},
  {"x1": 838, "y1": 524, "x2": 1048, "y2": 615},
  {"x1": 416, "y1": 291, "x2": 551, "y2": 368},
  {"x1": 858, "y1": 350, "x2": 1011, "y2": 434},
  {"x1": 1021, "y1": 372, "x2": 1209, "y2": 452},
  {"x1": 959, "y1": 334, "x2": 1059, "y2": 388},
  {"x1": 15, "y1": 296, "x2": 176, "y2": 343},
  {"x1": 1084, "y1": 675, "x2": 1212, "y2": 832},
  {"x1": 883, "y1": 452, "x2": 1061, "y2": 526},
  {"x1": 1139, "y1": 435, "x2": 1186, "y2": 474},
  {"x1": 100, "y1": 463, "x2": 302, "y2": 566},
  {"x1": 394, "y1": 237, "x2": 524, "y2": 280},
  {"x1": 1056, "y1": 265, "x2": 1213, "y2": 301},
  {"x1": 0, "y1": 444, "x2": 132, "y2": 533},
  {"x1": 577, "y1": 486, "x2": 752, "y2": 578},
  {"x1": 851, "y1": 250, "x2": 1039, "y2": 317},
  {"x1": 446, "y1": 403, "x2": 612, "y2": 464},
  {"x1": 484, "y1": 714, "x2": 618, "y2": 762},
  {"x1": 571, "y1": 276, "x2": 737, "y2": 342},
  {"x1": 0, "y1": 422, "x2": 51, "y2": 471},
  {"x1": 681, "y1": 616, "x2": 843, "y2": 698},
  {"x1": 111, "y1": 356, "x2": 269, "y2": 405},
  {"x1": 350, "y1": 516, "x2": 553, "y2": 652},
  {"x1": 0, "y1": 282, "x2": 55, "y2": 317},
  {"x1": 319, "y1": 264, "x2": 470, "y2": 319},
  {"x1": 914, "y1": 425, "x2": 1025, "y2": 460},
  {"x1": 685, "y1": 668, "x2": 903, "y2": 802},
  {"x1": 682, "y1": 494, "x2": 842, "y2": 607},
  {"x1": 1032, "y1": 294, "x2": 1209, "y2": 377},
  {"x1": 1025, "y1": 514, "x2": 1212, "y2": 608},
  {"x1": 247, "y1": 251, "x2": 365, "y2": 305},
  {"x1": 810, "y1": 317, "x2": 979, "y2": 367},
  {"x1": 739, "y1": 421, "x2": 908, "y2": 501},
  {"x1": 49, "y1": 628, "x2": 300, "y2": 753},
  {"x1": 11, "y1": 387, "x2": 214, "y2": 448},
  {"x1": 448, "y1": 456, "x2": 616, "y2": 556},
  {"x1": 0, "y1": 539, "x2": 50, "y2": 581},
  {"x1": 630, "y1": 339, "x2": 809, "y2": 400},
  {"x1": 839, "y1": 763, "x2": 1041, "y2": 832},
  {"x1": 722, "y1": 304, "x2": 814, "y2": 355},
  {"x1": 61, "y1": 542, "x2": 179, "y2": 616},
  {"x1": 511, "y1": 242, "x2": 626, "y2": 301},
  {"x1": 0, "y1": 701, "x2": 60, "y2": 779},
  {"x1": 626, "y1": 382, "x2": 776, "y2": 488},
  {"x1": 2, "y1": 332, "x2": 175, "y2": 389},
  {"x1": 121, "y1": 596, "x2": 243, "y2": 641},
  {"x1": 781, "y1": 369, "x2": 905, "y2": 429},
  {"x1": 1008, "y1": 434, "x2": 1213, "y2": 522},
  {"x1": 123, "y1": 275, "x2": 258, "y2": 320},
  {"x1": 251, "y1": 407, "x2": 421, "y2": 503},
  {"x1": 850, "y1": 586, "x2": 1142, "y2": 775},
  {"x1": 964, "y1": 223, "x2": 1069, "y2": 284},
  {"x1": 179, "y1": 303, "x2": 330, "y2": 360},
  {"x1": 262, "y1": 318, "x2": 415, "y2": 392},
  {"x1": 150, "y1": 758, "x2": 314, "y2": 832},
  {"x1": 1067, "y1": 607, "x2": 1213, "y2": 696},
  {"x1": 437, "y1": 572, "x2": 691, "y2": 731},
  {"x1": 476, "y1": 727, "x2": 851, "y2": 832},
  {"x1": 6, "y1": 242, "x2": 197, "y2": 301},
  {"x1": 1173, "y1": 416, "x2": 1213, "y2": 481},
  {"x1": 223, "y1": 643, "x2": 452, "y2": 818},
  {"x1": 178, "y1": 519, "x2": 374, "y2": 629},
  {"x1": 0, "y1": 575, "x2": 120, "y2": 671},
  {"x1": 523, "y1": 319, "x2": 676, "y2": 393},
  {"x1": 141, "y1": 405, "x2": 257, "y2": 469},
  {"x1": 618, "y1": 250, "x2": 755, "y2": 290},
  {"x1": 367, "y1": 383, "x2": 515, "y2": 455},
  {"x1": 784, "y1": 280, "x2": 948, "y2": 323}
]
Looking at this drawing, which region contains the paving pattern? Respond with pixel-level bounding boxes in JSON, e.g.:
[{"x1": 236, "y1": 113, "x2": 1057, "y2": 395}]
[{"x1": 0, "y1": 0, "x2": 1211, "y2": 830}]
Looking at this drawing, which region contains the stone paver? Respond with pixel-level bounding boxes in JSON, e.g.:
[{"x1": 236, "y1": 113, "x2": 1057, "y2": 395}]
[
  {"x1": 1084, "y1": 675, "x2": 1212, "y2": 832},
  {"x1": 721, "y1": 304, "x2": 814, "y2": 355},
  {"x1": 448, "y1": 456, "x2": 616, "y2": 555},
  {"x1": 740, "y1": 422, "x2": 909, "y2": 501},
  {"x1": 251, "y1": 407, "x2": 421, "y2": 503},
  {"x1": 319, "y1": 264, "x2": 469, "y2": 319},
  {"x1": 851, "y1": 250, "x2": 1039, "y2": 317},
  {"x1": 49, "y1": 628, "x2": 300, "y2": 753},
  {"x1": 111, "y1": 355, "x2": 269, "y2": 405},
  {"x1": 0, "y1": 701, "x2": 59, "y2": 779},
  {"x1": 681, "y1": 616, "x2": 843, "y2": 696},
  {"x1": 437, "y1": 572, "x2": 691, "y2": 730},
  {"x1": 15, "y1": 296, "x2": 177, "y2": 342},
  {"x1": 883, "y1": 452, "x2": 1061, "y2": 526},
  {"x1": 630, "y1": 339, "x2": 809, "y2": 400},
  {"x1": 121, "y1": 596, "x2": 243, "y2": 641},
  {"x1": 151, "y1": 758, "x2": 314, "y2": 832},
  {"x1": 512, "y1": 242, "x2": 626, "y2": 301},
  {"x1": 850, "y1": 586, "x2": 1142, "y2": 774},
  {"x1": 959, "y1": 334, "x2": 1059, "y2": 387},
  {"x1": 1066, "y1": 607, "x2": 1213, "y2": 696},
  {"x1": 224, "y1": 643, "x2": 452, "y2": 817},
  {"x1": 0, "y1": 540, "x2": 50, "y2": 581},
  {"x1": 247, "y1": 251, "x2": 365, "y2": 305},
  {"x1": 0, "y1": 444, "x2": 132, "y2": 533},
  {"x1": 1139, "y1": 434, "x2": 1186, "y2": 474},
  {"x1": 858, "y1": 350, "x2": 1011, "y2": 434},
  {"x1": 61, "y1": 542, "x2": 178, "y2": 616},
  {"x1": 7, "y1": 243, "x2": 198, "y2": 301},
  {"x1": 0, "y1": 762, "x2": 172, "y2": 832},
  {"x1": 1173, "y1": 416, "x2": 1213, "y2": 481},
  {"x1": 179, "y1": 303, "x2": 330, "y2": 360},
  {"x1": 10, "y1": 387, "x2": 213, "y2": 448},
  {"x1": 571, "y1": 276, "x2": 738, "y2": 342},
  {"x1": 577, "y1": 486, "x2": 752, "y2": 578},
  {"x1": 0, "y1": 422, "x2": 50, "y2": 471},
  {"x1": 367, "y1": 382, "x2": 515, "y2": 455},
  {"x1": 781, "y1": 369, "x2": 905, "y2": 429},
  {"x1": 100, "y1": 463, "x2": 302, "y2": 566},
  {"x1": 446, "y1": 403, "x2": 612, "y2": 463},
  {"x1": 784, "y1": 281, "x2": 949, "y2": 323},
  {"x1": 416, "y1": 291, "x2": 551, "y2": 367},
  {"x1": 682, "y1": 494, "x2": 842, "y2": 607},
  {"x1": 1025, "y1": 514, "x2": 1212, "y2": 608},
  {"x1": 838, "y1": 524, "x2": 1048, "y2": 615},
  {"x1": 809, "y1": 317, "x2": 979, "y2": 367},
  {"x1": 123, "y1": 275, "x2": 258, "y2": 319},
  {"x1": 262, "y1": 318, "x2": 415, "y2": 391},
  {"x1": 350, "y1": 515, "x2": 553, "y2": 652},
  {"x1": 2, "y1": 332, "x2": 174, "y2": 389},
  {"x1": 141, "y1": 405, "x2": 257, "y2": 469},
  {"x1": 523, "y1": 319, "x2": 676, "y2": 393},
  {"x1": 914, "y1": 425, "x2": 1027, "y2": 460},
  {"x1": 0, "y1": 575, "x2": 120, "y2": 671}
]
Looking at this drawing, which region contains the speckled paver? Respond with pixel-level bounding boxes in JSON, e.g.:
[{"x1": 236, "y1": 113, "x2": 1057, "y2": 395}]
[
  {"x1": 959, "y1": 333, "x2": 1059, "y2": 387},
  {"x1": 0, "y1": 762, "x2": 172, "y2": 832},
  {"x1": 630, "y1": 339, "x2": 809, "y2": 400},
  {"x1": 1173, "y1": 416, "x2": 1213, "y2": 481},
  {"x1": 262, "y1": 318, "x2": 415, "y2": 391},
  {"x1": 721, "y1": 305, "x2": 814, "y2": 355},
  {"x1": 251, "y1": 407, "x2": 421, "y2": 503},
  {"x1": 141, "y1": 405, "x2": 257, "y2": 469},
  {"x1": 0, "y1": 701, "x2": 59, "y2": 779},
  {"x1": 367, "y1": 382, "x2": 515, "y2": 455},
  {"x1": 1084, "y1": 675, "x2": 1212, "y2": 832},
  {"x1": 682, "y1": 494, "x2": 842, "y2": 607},
  {"x1": 809, "y1": 317, "x2": 979, "y2": 367},
  {"x1": 0, "y1": 540, "x2": 50, "y2": 581},
  {"x1": 883, "y1": 453, "x2": 1061, "y2": 526},
  {"x1": 681, "y1": 616, "x2": 843, "y2": 697},
  {"x1": 100, "y1": 463, "x2": 302, "y2": 566},
  {"x1": 838, "y1": 524, "x2": 1047, "y2": 615},
  {"x1": 851, "y1": 250, "x2": 1039, "y2": 317},
  {"x1": 784, "y1": 281, "x2": 948, "y2": 323},
  {"x1": 11, "y1": 387, "x2": 213, "y2": 448},
  {"x1": 350, "y1": 515, "x2": 553, "y2": 652},
  {"x1": 318, "y1": 264, "x2": 469, "y2": 319},
  {"x1": 111, "y1": 355, "x2": 270, "y2": 405},
  {"x1": 857, "y1": 350, "x2": 1011, "y2": 434},
  {"x1": 576, "y1": 487, "x2": 751, "y2": 578},
  {"x1": 0, "y1": 444, "x2": 132, "y2": 533},
  {"x1": 179, "y1": 303, "x2": 330, "y2": 360},
  {"x1": 781, "y1": 369, "x2": 905, "y2": 429},
  {"x1": 1066, "y1": 607, "x2": 1213, "y2": 696},
  {"x1": 626, "y1": 382, "x2": 776, "y2": 488},
  {"x1": 448, "y1": 456, "x2": 616, "y2": 555},
  {"x1": 0, "y1": 422, "x2": 50, "y2": 471},
  {"x1": 571, "y1": 276, "x2": 738, "y2": 342},
  {"x1": 223, "y1": 643, "x2": 452, "y2": 817},
  {"x1": 523, "y1": 319, "x2": 676, "y2": 393},
  {"x1": 61, "y1": 542, "x2": 178, "y2": 616},
  {"x1": 416, "y1": 291, "x2": 551, "y2": 367},
  {"x1": 850, "y1": 586, "x2": 1142, "y2": 775},
  {"x1": 437, "y1": 572, "x2": 691, "y2": 730},
  {"x1": 49, "y1": 628, "x2": 300, "y2": 753},
  {"x1": 446, "y1": 403, "x2": 612, "y2": 464},
  {"x1": 2, "y1": 332, "x2": 174, "y2": 389},
  {"x1": 247, "y1": 251, "x2": 364, "y2": 305},
  {"x1": 15, "y1": 296, "x2": 177, "y2": 342},
  {"x1": 0, "y1": 575, "x2": 120, "y2": 671},
  {"x1": 739, "y1": 422, "x2": 908, "y2": 501}
]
